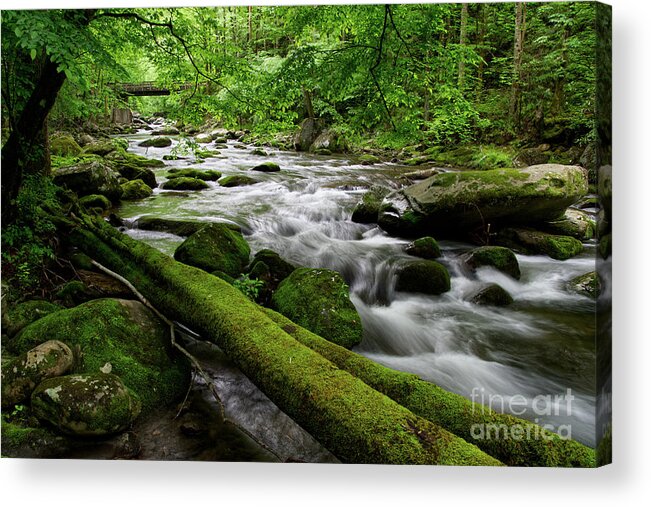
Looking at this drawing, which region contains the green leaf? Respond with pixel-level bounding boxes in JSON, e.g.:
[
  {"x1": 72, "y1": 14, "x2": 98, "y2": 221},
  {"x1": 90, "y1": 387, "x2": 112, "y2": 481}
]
[{"x1": 30, "y1": 48, "x2": 37, "y2": 60}]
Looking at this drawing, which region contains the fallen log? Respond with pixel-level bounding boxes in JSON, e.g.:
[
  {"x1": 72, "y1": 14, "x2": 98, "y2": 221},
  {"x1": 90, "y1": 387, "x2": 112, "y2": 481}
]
[
  {"x1": 264, "y1": 308, "x2": 595, "y2": 467},
  {"x1": 70, "y1": 215, "x2": 500, "y2": 466}
]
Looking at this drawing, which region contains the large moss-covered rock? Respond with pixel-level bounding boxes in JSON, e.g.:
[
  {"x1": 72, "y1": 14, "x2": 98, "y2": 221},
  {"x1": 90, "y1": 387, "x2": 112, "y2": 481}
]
[
  {"x1": 138, "y1": 136, "x2": 172, "y2": 148},
  {"x1": 462, "y1": 246, "x2": 521, "y2": 279},
  {"x1": 53, "y1": 160, "x2": 122, "y2": 200},
  {"x1": 395, "y1": 260, "x2": 451, "y2": 295},
  {"x1": 405, "y1": 237, "x2": 441, "y2": 259},
  {"x1": 50, "y1": 135, "x2": 81, "y2": 157},
  {"x1": 134, "y1": 216, "x2": 207, "y2": 237},
  {"x1": 294, "y1": 117, "x2": 325, "y2": 152},
  {"x1": 31, "y1": 373, "x2": 141, "y2": 436},
  {"x1": 351, "y1": 185, "x2": 390, "y2": 224},
  {"x1": 543, "y1": 208, "x2": 596, "y2": 240},
  {"x1": 469, "y1": 283, "x2": 513, "y2": 306},
  {"x1": 567, "y1": 271, "x2": 601, "y2": 299},
  {"x1": 120, "y1": 179, "x2": 153, "y2": 200},
  {"x1": 174, "y1": 223, "x2": 251, "y2": 277},
  {"x1": 271, "y1": 268, "x2": 362, "y2": 349},
  {"x1": 378, "y1": 164, "x2": 588, "y2": 237},
  {"x1": 161, "y1": 177, "x2": 209, "y2": 191},
  {"x1": 115, "y1": 164, "x2": 157, "y2": 188},
  {"x1": 10, "y1": 298, "x2": 189, "y2": 411},
  {"x1": 79, "y1": 194, "x2": 112, "y2": 211},
  {"x1": 2, "y1": 340, "x2": 74, "y2": 407},
  {"x1": 218, "y1": 175, "x2": 258, "y2": 187},
  {"x1": 2, "y1": 300, "x2": 62, "y2": 338},
  {"x1": 251, "y1": 162, "x2": 280, "y2": 172},
  {"x1": 81, "y1": 139, "x2": 122, "y2": 157},
  {"x1": 495, "y1": 228, "x2": 584, "y2": 260},
  {"x1": 309, "y1": 129, "x2": 346, "y2": 153},
  {"x1": 167, "y1": 168, "x2": 222, "y2": 181}
]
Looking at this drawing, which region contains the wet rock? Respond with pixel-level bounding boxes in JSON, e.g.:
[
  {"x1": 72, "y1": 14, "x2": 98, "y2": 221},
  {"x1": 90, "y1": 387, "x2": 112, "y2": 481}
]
[
  {"x1": 150, "y1": 126, "x2": 179, "y2": 136},
  {"x1": 469, "y1": 284, "x2": 514, "y2": 306},
  {"x1": 494, "y1": 228, "x2": 583, "y2": 260},
  {"x1": 195, "y1": 134, "x2": 213, "y2": 144},
  {"x1": 515, "y1": 147, "x2": 551, "y2": 167},
  {"x1": 351, "y1": 185, "x2": 390, "y2": 224},
  {"x1": 2, "y1": 340, "x2": 74, "y2": 407},
  {"x1": 81, "y1": 139, "x2": 122, "y2": 156},
  {"x1": 121, "y1": 179, "x2": 153, "y2": 200},
  {"x1": 568, "y1": 271, "x2": 600, "y2": 299},
  {"x1": 174, "y1": 223, "x2": 251, "y2": 277},
  {"x1": 251, "y1": 148, "x2": 268, "y2": 157},
  {"x1": 167, "y1": 168, "x2": 222, "y2": 181},
  {"x1": 294, "y1": 118, "x2": 325, "y2": 152},
  {"x1": 138, "y1": 137, "x2": 172, "y2": 148},
  {"x1": 31, "y1": 373, "x2": 142, "y2": 436},
  {"x1": 272, "y1": 268, "x2": 362, "y2": 349},
  {"x1": 251, "y1": 162, "x2": 280, "y2": 172},
  {"x1": 309, "y1": 129, "x2": 346, "y2": 154},
  {"x1": 462, "y1": 246, "x2": 521, "y2": 280},
  {"x1": 405, "y1": 237, "x2": 441, "y2": 259},
  {"x1": 395, "y1": 260, "x2": 451, "y2": 296},
  {"x1": 161, "y1": 177, "x2": 209, "y2": 191},
  {"x1": 358, "y1": 154, "x2": 380, "y2": 165},
  {"x1": 115, "y1": 165, "x2": 157, "y2": 188},
  {"x1": 53, "y1": 160, "x2": 122, "y2": 201},
  {"x1": 218, "y1": 175, "x2": 258, "y2": 187},
  {"x1": 543, "y1": 207, "x2": 596, "y2": 240}
]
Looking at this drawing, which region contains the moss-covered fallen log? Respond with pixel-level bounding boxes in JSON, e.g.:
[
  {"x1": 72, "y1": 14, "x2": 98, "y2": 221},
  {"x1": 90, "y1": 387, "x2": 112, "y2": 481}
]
[
  {"x1": 264, "y1": 309, "x2": 595, "y2": 467},
  {"x1": 70, "y1": 215, "x2": 500, "y2": 466}
]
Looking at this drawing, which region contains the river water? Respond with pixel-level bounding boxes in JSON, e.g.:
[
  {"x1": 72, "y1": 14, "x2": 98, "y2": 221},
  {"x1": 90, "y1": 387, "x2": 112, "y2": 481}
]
[{"x1": 116, "y1": 129, "x2": 597, "y2": 458}]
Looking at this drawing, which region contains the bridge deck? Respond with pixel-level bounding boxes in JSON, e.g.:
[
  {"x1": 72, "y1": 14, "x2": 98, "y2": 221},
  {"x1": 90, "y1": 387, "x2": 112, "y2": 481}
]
[{"x1": 109, "y1": 81, "x2": 193, "y2": 97}]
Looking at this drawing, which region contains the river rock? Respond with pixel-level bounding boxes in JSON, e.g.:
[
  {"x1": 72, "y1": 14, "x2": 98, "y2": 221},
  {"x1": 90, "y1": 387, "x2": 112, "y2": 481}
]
[
  {"x1": 395, "y1": 260, "x2": 451, "y2": 295},
  {"x1": 271, "y1": 268, "x2": 362, "y2": 349},
  {"x1": 219, "y1": 175, "x2": 258, "y2": 187},
  {"x1": 358, "y1": 154, "x2": 381, "y2": 165},
  {"x1": 79, "y1": 194, "x2": 112, "y2": 211},
  {"x1": 294, "y1": 118, "x2": 325, "y2": 152},
  {"x1": 174, "y1": 223, "x2": 251, "y2": 277},
  {"x1": 2, "y1": 300, "x2": 62, "y2": 338},
  {"x1": 135, "y1": 216, "x2": 207, "y2": 237},
  {"x1": 351, "y1": 185, "x2": 391, "y2": 224},
  {"x1": 251, "y1": 162, "x2": 280, "y2": 172},
  {"x1": 377, "y1": 164, "x2": 588, "y2": 238},
  {"x1": 462, "y1": 246, "x2": 521, "y2": 279},
  {"x1": 469, "y1": 283, "x2": 514, "y2": 306},
  {"x1": 10, "y1": 298, "x2": 190, "y2": 412},
  {"x1": 543, "y1": 207, "x2": 596, "y2": 240},
  {"x1": 2, "y1": 340, "x2": 74, "y2": 408},
  {"x1": 120, "y1": 179, "x2": 152, "y2": 200},
  {"x1": 150, "y1": 126, "x2": 179, "y2": 136},
  {"x1": 31, "y1": 373, "x2": 142, "y2": 436},
  {"x1": 115, "y1": 164, "x2": 157, "y2": 188},
  {"x1": 195, "y1": 134, "x2": 213, "y2": 144},
  {"x1": 567, "y1": 271, "x2": 600, "y2": 299},
  {"x1": 309, "y1": 129, "x2": 346, "y2": 154},
  {"x1": 81, "y1": 139, "x2": 122, "y2": 156},
  {"x1": 494, "y1": 228, "x2": 583, "y2": 260},
  {"x1": 246, "y1": 249, "x2": 297, "y2": 303},
  {"x1": 53, "y1": 160, "x2": 122, "y2": 201},
  {"x1": 161, "y1": 177, "x2": 209, "y2": 190},
  {"x1": 138, "y1": 137, "x2": 172, "y2": 148},
  {"x1": 50, "y1": 135, "x2": 81, "y2": 157},
  {"x1": 167, "y1": 168, "x2": 222, "y2": 181},
  {"x1": 514, "y1": 147, "x2": 551, "y2": 167},
  {"x1": 405, "y1": 237, "x2": 441, "y2": 259}
]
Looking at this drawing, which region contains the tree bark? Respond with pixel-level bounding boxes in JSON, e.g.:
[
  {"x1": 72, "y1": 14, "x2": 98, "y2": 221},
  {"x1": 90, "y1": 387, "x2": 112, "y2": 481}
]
[{"x1": 69, "y1": 215, "x2": 501, "y2": 466}]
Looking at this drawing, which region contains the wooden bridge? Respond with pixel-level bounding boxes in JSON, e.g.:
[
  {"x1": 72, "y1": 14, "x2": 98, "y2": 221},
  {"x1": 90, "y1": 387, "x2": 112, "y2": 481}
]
[{"x1": 109, "y1": 81, "x2": 194, "y2": 97}]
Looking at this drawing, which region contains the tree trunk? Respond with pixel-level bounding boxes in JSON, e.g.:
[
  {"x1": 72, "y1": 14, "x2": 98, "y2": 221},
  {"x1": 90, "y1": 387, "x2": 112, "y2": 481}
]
[
  {"x1": 69, "y1": 215, "x2": 501, "y2": 466},
  {"x1": 510, "y1": 2, "x2": 526, "y2": 129},
  {"x1": 264, "y1": 309, "x2": 596, "y2": 467},
  {"x1": 476, "y1": 3, "x2": 487, "y2": 95},
  {"x1": 458, "y1": 3, "x2": 469, "y2": 89},
  {"x1": 302, "y1": 87, "x2": 315, "y2": 119}
]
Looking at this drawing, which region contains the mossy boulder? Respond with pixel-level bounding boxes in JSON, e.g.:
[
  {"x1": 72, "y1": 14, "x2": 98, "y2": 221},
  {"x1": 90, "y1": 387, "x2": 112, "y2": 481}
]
[
  {"x1": 251, "y1": 162, "x2": 280, "y2": 172},
  {"x1": 161, "y1": 177, "x2": 209, "y2": 191},
  {"x1": 174, "y1": 223, "x2": 251, "y2": 277},
  {"x1": 358, "y1": 154, "x2": 381, "y2": 165},
  {"x1": 271, "y1": 268, "x2": 362, "y2": 349},
  {"x1": 514, "y1": 147, "x2": 551, "y2": 167},
  {"x1": 79, "y1": 194, "x2": 112, "y2": 211},
  {"x1": 81, "y1": 139, "x2": 121, "y2": 156},
  {"x1": 246, "y1": 249, "x2": 297, "y2": 303},
  {"x1": 134, "y1": 216, "x2": 207, "y2": 237},
  {"x1": 568, "y1": 271, "x2": 601, "y2": 299},
  {"x1": 115, "y1": 164, "x2": 157, "y2": 188},
  {"x1": 378, "y1": 164, "x2": 589, "y2": 237},
  {"x1": 138, "y1": 137, "x2": 172, "y2": 148},
  {"x1": 10, "y1": 298, "x2": 190, "y2": 412},
  {"x1": 2, "y1": 300, "x2": 62, "y2": 338},
  {"x1": 598, "y1": 233, "x2": 612, "y2": 260},
  {"x1": 543, "y1": 208, "x2": 596, "y2": 240},
  {"x1": 395, "y1": 260, "x2": 451, "y2": 295},
  {"x1": 351, "y1": 185, "x2": 391, "y2": 224},
  {"x1": 50, "y1": 135, "x2": 81, "y2": 157},
  {"x1": 469, "y1": 283, "x2": 514, "y2": 306},
  {"x1": 462, "y1": 246, "x2": 521, "y2": 279},
  {"x1": 2, "y1": 340, "x2": 74, "y2": 408},
  {"x1": 219, "y1": 175, "x2": 258, "y2": 187},
  {"x1": 251, "y1": 148, "x2": 268, "y2": 157},
  {"x1": 495, "y1": 228, "x2": 584, "y2": 260},
  {"x1": 112, "y1": 151, "x2": 165, "y2": 168},
  {"x1": 309, "y1": 129, "x2": 347, "y2": 153},
  {"x1": 167, "y1": 168, "x2": 222, "y2": 181},
  {"x1": 405, "y1": 237, "x2": 441, "y2": 259},
  {"x1": 31, "y1": 373, "x2": 141, "y2": 436},
  {"x1": 194, "y1": 134, "x2": 213, "y2": 144},
  {"x1": 120, "y1": 179, "x2": 153, "y2": 200},
  {"x1": 53, "y1": 160, "x2": 122, "y2": 201},
  {"x1": 150, "y1": 126, "x2": 179, "y2": 135}
]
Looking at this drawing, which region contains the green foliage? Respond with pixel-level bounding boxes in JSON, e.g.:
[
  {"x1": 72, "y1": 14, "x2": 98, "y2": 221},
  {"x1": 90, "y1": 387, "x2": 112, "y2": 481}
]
[
  {"x1": 233, "y1": 274, "x2": 264, "y2": 301},
  {"x1": 1, "y1": 175, "x2": 60, "y2": 292}
]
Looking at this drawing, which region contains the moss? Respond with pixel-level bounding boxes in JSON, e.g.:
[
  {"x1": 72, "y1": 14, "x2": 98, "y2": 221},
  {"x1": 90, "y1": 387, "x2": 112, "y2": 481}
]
[
  {"x1": 120, "y1": 179, "x2": 153, "y2": 200},
  {"x1": 114, "y1": 164, "x2": 157, "y2": 188},
  {"x1": 568, "y1": 271, "x2": 601, "y2": 299},
  {"x1": 395, "y1": 260, "x2": 450, "y2": 295},
  {"x1": 138, "y1": 137, "x2": 172, "y2": 148},
  {"x1": 271, "y1": 268, "x2": 363, "y2": 349},
  {"x1": 1, "y1": 417, "x2": 71, "y2": 457},
  {"x1": 174, "y1": 223, "x2": 251, "y2": 277},
  {"x1": 359, "y1": 154, "x2": 381, "y2": 165},
  {"x1": 470, "y1": 283, "x2": 513, "y2": 306},
  {"x1": 167, "y1": 168, "x2": 222, "y2": 181},
  {"x1": 545, "y1": 235, "x2": 584, "y2": 260},
  {"x1": 79, "y1": 194, "x2": 112, "y2": 211},
  {"x1": 119, "y1": 151, "x2": 165, "y2": 168},
  {"x1": 251, "y1": 162, "x2": 280, "y2": 172},
  {"x1": 68, "y1": 217, "x2": 500, "y2": 465},
  {"x1": 496, "y1": 228, "x2": 584, "y2": 261},
  {"x1": 463, "y1": 246, "x2": 521, "y2": 279},
  {"x1": 264, "y1": 308, "x2": 596, "y2": 467},
  {"x1": 218, "y1": 175, "x2": 258, "y2": 187},
  {"x1": 2, "y1": 300, "x2": 62, "y2": 338},
  {"x1": 69, "y1": 252, "x2": 94, "y2": 271},
  {"x1": 405, "y1": 237, "x2": 441, "y2": 259},
  {"x1": 161, "y1": 177, "x2": 209, "y2": 191},
  {"x1": 50, "y1": 135, "x2": 81, "y2": 157},
  {"x1": 10, "y1": 298, "x2": 190, "y2": 412},
  {"x1": 81, "y1": 140, "x2": 119, "y2": 156},
  {"x1": 351, "y1": 186, "x2": 390, "y2": 224},
  {"x1": 54, "y1": 280, "x2": 88, "y2": 306},
  {"x1": 248, "y1": 249, "x2": 296, "y2": 283}
]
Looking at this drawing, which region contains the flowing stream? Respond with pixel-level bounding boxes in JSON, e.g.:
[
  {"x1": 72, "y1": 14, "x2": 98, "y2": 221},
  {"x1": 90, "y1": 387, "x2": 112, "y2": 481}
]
[{"x1": 116, "y1": 127, "x2": 597, "y2": 459}]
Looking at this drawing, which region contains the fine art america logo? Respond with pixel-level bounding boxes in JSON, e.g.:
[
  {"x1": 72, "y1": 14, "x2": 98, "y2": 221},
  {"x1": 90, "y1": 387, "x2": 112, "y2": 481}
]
[{"x1": 469, "y1": 387, "x2": 574, "y2": 441}]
